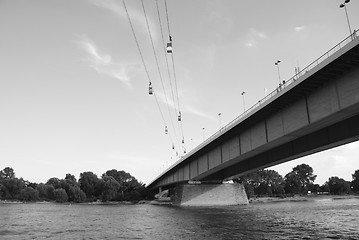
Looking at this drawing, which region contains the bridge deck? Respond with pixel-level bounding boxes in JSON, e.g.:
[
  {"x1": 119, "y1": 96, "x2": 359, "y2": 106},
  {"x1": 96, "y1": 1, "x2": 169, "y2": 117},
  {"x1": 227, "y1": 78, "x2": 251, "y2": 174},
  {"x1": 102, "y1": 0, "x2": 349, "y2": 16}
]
[{"x1": 148, "y1": 32, "x2": 359, "y2": 189}]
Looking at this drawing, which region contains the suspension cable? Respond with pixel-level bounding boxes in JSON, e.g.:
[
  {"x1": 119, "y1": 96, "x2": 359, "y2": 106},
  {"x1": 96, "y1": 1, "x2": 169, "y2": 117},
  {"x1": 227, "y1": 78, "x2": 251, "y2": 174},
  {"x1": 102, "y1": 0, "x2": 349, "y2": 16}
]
[
  {"x1": 141, "y1": 0, "x2": 180, "y2": 149},
  {"x1": 123, "y1": 0, "x2": 174, "y2": 148},
  {"x1": 164, "y1": 0, "x2": 186, "y2": 152}
]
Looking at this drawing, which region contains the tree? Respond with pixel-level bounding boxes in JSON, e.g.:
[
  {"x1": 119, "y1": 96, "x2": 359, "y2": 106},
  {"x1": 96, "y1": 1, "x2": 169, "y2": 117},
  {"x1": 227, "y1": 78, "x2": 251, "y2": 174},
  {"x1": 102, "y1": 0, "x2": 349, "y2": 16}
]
[
  {"x1": 0, "y1": 184, "x2": 9, "y2": 199},
  {"x1": 351, "y1": 170, "x2": 359, "y2": 192},
  {"x1": 100, "y1": 176, "x2": 120, "y2": 202},
  {"x1": 1, "y1": 178, "x2": 25, "y2": 199},
  {"x1": 37, "y1": 183, "x2": 54, "y2": 200},
  {"x1": 103, "y1": 169, "x2": 143, "y2": 199},
  {"x1": 54, "y1": 188, "x2": 68, "y2": 203},
  {"x1": 319, "y1": 183, "x2": 330, "y2": 193},
  {"x1": 65, "y1": 174, "x2": 77, "y2": 183},
  {"x1": 240, "y1": 169, "x2": 285, "y2": 197},
  {"x1": 327, "y1": 176, "x2": 350, "y2": 195},
  {"x1": 284, "y1": 172, "x2": 302, "y2": 194},
  {"x1": 68, "y1": 186, "x2": 86, "y2": 203},
  {"x1": 79, "y1": 171, "x2": 100, "y2": 200},
  {"x1": 20, "y1": 187, "x2": 39, "y2": 201},
  {"x1": 292, "y1": 164, "x2": 317, "y2": 192},
  {"x1": 46, "y1": 177, "x2": 61, "y2": 189},
  {"x1": 0, "y1": 167, "x2": 15, "y2": 179}
]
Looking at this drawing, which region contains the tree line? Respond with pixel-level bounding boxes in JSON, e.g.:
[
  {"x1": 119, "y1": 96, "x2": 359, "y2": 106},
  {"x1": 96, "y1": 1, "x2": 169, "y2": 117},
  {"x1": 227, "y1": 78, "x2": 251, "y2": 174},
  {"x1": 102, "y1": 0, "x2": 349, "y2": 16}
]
[
  {"x1": 0, "y1": 167, "x2": 152, "y2": 203},
  {"x1": 239, "y1": 163, "x2": 359, "y2": 198}
]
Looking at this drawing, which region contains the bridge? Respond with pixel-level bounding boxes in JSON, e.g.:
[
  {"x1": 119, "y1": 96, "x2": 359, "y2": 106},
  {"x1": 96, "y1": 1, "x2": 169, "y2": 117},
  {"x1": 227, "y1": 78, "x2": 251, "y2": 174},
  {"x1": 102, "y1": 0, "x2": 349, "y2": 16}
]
[{"x1": 148, "y1": 33, "x2": 359, "y2": 205}]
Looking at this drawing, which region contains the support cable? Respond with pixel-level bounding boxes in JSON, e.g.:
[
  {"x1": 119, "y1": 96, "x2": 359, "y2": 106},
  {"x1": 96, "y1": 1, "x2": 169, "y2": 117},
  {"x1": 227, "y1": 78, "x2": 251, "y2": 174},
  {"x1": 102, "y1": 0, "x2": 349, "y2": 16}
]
[
  {"x1": 123, "y1": 0, "x2": 175, "y2": 148},
  {"x1": 164, "y1": 0, "x2": 186, "y2": 153},
  {"x1": 155, "y1": 0, "x2": 183, "y2": 149},
  {"x1": 141, "y1": 0, "x2": 180, "y2": 149}
]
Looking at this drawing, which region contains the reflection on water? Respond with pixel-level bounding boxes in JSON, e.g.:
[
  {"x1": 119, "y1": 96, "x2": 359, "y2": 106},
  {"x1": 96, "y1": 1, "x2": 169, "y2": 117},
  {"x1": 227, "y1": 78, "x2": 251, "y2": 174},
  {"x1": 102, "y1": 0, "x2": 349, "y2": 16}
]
[{"x1": 1, "y1": 198, "x2": 359, "y2": 239}]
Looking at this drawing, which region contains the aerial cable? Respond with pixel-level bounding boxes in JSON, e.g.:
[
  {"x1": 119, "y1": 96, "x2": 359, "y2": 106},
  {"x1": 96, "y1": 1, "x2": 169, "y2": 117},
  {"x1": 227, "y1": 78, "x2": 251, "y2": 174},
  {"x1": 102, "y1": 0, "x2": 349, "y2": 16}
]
[
  {"x1": 164, "y1": 0, "x2": 186, "y2": 150},
  {"x1": 123, "y1": 0, "x2": 175, "y2": 149},
  {"x1": 155, "y1": 0, "x2": 182, "y2": 142},
  {"x1": 141, "y1": 0, "x2": 180, "y2": 149}
]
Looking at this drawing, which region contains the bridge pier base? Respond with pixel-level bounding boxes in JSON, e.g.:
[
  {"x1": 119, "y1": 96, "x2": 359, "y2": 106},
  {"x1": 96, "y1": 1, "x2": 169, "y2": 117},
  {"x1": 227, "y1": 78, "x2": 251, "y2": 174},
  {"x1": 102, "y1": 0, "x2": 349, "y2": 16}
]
[{"x1": 172, "y1": 183, "x2": 248, "y2": 206}]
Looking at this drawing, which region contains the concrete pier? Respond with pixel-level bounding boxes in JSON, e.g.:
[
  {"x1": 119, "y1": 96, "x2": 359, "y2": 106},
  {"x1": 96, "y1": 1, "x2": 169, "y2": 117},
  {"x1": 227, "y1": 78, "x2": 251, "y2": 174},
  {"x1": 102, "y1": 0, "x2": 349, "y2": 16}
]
[{"x1": 173, "y1": 183, "x2": 248, "y2": 206}]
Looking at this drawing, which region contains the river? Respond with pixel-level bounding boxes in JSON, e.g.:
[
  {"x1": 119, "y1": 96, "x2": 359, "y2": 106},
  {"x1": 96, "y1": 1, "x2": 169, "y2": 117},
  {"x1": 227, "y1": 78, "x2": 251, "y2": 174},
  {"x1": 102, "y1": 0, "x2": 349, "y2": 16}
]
[{"x1": 1, "y1": 197, "x2": 359, "y2": 239}]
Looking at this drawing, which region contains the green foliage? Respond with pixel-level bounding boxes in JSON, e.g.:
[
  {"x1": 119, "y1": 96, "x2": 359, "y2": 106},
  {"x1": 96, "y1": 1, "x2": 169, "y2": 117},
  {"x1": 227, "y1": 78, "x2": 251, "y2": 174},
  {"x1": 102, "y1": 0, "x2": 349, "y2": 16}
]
[
  {"x1": 327, "y1": 176, "x2": 351, "y2": 195},
  {"x1": 20, "y1": 187, "x2": 39, "y2": 201},
  {"x1": 54, "y1": 188, "x2": 68, "y2": 203}
]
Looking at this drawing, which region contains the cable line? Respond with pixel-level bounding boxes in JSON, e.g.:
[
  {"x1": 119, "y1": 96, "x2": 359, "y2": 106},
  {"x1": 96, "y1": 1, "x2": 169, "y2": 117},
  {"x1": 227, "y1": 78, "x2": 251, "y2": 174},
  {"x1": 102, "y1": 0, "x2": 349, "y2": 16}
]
[
  {"x1": 123, "y1": 0, "x2": 175, "y2": 149},
  {"x1": 164, "y1": 0, "x2": 186, "y2": 153},
  {"x1": 141, "y1": 0, "x2": 180, "y2": 149},
  {"x1": 155, "y1": 0, "x2": 180, "y2": 127}
]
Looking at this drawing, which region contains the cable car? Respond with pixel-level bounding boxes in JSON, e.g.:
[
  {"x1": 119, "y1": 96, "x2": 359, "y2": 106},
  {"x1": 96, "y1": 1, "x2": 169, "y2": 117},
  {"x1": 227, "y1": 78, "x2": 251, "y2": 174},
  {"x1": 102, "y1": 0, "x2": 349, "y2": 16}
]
[
  {"x1": 166, "y1": 36, "x2": 173, "y2": 53},
  {"x1": 178, "y1": 111, "x2": 181, "y2": 121},
  {"x1": 182, "y1": 138, "x2": 184, "y2": 144},
  {"x1": 166, "y1": 42, "x2": 172, "y2": 53},
  {"x1": 184, "y1": 149, "x2": 186, "y2": 154},
  {"x1": 149, "y1": 82, "x2": 153, "y2": 95},
  {"x1": 165, "y1": 126, "x2": 168, "y2": 134},
  {"x1": 172, "y1": 144, "x2": 174, "y2": 149}
]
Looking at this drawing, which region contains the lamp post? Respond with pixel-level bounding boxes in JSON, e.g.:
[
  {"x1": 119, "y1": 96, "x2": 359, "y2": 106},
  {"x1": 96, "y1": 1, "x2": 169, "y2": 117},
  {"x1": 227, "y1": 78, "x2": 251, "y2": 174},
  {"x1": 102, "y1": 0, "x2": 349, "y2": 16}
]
[
  {"x1": 340, "y1": 0, "x2": 352, "y2": 39},
  {"x1": 275, "y1": 60, "x2": 281, "y2": 84},
  {"x1": 241, "y1": 91, "x2": 246, "y2": 112},
  {"x1": 218, "y1": 112, "x2": 222, "y2": 130},
  {"x1": 202, "y1": 127, "x2": 205, "y2": 141}
]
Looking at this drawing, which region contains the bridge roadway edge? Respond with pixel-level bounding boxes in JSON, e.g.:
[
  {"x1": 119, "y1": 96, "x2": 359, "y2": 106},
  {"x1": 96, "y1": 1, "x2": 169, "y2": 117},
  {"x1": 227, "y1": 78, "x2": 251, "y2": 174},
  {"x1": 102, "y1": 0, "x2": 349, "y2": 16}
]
[{"x1": 148, "y1": 34, "x2": 359, "y2": 191}]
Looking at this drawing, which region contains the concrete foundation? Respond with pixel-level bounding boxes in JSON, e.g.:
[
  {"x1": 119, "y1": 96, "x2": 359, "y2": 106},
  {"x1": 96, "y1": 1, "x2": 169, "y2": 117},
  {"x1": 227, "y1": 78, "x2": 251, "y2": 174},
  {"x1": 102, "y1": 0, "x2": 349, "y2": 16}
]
[{"x1": 172, "y1": 183, "x2": 248, "y2": 206}]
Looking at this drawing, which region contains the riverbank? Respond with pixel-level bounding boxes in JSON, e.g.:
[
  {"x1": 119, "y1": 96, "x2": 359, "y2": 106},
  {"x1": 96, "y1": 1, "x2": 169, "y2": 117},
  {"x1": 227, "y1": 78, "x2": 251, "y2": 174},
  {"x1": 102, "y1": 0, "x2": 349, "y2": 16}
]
[{"x1": 249, "y1": 194, "x2": 359, "y2": 204}]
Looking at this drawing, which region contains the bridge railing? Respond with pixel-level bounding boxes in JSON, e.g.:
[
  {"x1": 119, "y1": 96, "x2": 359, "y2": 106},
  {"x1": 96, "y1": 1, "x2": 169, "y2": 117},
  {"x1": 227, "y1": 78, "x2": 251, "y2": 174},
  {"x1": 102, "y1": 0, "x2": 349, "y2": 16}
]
[
  {"x1": 151, "y1": 31, "x2": 358, "y2": 186},
  {"x1": 185, "y1": 31, "x2": 358, "y2": 159}
]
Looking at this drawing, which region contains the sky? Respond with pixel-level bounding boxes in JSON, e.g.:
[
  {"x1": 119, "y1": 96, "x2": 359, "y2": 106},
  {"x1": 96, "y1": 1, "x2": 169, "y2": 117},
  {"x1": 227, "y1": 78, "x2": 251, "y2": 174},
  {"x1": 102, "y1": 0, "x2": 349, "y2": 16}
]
[{"x1": 1, "y1": 0, "x2": 359, "y2": 185}]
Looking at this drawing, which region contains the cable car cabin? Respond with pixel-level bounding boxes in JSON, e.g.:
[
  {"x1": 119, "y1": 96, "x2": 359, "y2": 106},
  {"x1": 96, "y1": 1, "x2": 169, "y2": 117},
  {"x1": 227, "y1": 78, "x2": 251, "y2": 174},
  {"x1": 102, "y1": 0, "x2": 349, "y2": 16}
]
[
  {"x1": 165, "y1": 126, "x2": 168, "y2": 134},
  {"x1": 178, "y1": 112, "x2": 181, "y2": 121},
  {"x1": 149, "y1": 82, "x2": 153, "y2": 95},
  {"x1": 166, "y1": 42, "x2": 172, "y2": 53},
  {"x1": 172, "y1": 144, "x2": 174, "y2": 150},
  {"x1": 182, "y1": 138, "x2": 184, "y2": 144}
]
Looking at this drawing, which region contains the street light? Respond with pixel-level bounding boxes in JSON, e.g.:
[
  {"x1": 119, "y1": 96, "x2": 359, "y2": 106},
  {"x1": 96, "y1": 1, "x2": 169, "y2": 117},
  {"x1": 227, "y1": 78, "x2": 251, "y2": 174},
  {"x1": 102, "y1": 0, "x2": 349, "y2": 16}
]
[
  {"x1": 275, "y1": 60, "x2": 281, "y2": 84},
  {"x1": 218, "y1": 112, "x2": 222, "y2": 130},
  {"x1": 202, "y1": 127, "x2": 205, "y2": 141},
  {"x1": 241, "y1": 91, "x2": 246, "y2": 112},
  {"x1": 340, "y1": 0, "x2": 352, "y2": 39}
]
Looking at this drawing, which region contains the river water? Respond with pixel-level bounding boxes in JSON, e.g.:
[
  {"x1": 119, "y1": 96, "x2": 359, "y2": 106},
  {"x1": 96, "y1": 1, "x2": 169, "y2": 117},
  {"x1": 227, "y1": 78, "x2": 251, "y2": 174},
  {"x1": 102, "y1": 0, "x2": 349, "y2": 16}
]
[{"x1": 1, "y1": 198, "x2": 359, "y2": 240}]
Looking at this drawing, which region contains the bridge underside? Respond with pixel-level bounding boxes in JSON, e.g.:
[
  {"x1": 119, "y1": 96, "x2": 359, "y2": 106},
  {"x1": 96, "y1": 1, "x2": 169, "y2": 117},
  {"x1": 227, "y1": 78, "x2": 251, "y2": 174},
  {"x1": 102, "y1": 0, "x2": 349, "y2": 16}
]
[
  {"x1": 148, "y1": 36, "x2": 359, "y2": 190},
  {"x1": 202, "y1": 111, "x2": 359, "y2": 181}
]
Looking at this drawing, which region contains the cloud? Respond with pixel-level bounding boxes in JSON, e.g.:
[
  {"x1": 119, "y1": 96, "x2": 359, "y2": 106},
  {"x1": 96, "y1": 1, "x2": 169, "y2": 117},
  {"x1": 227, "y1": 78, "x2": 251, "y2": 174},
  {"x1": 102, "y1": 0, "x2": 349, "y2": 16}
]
[
  {"x1": 250, "y1": 28, "x2": 267, "y2": 39},
  {"x1": 244, "y1": 28, "x2": 268, "y2": 48},
  {"x1": 295, "y1": 26, "x2": 306, "y2": 32},
  {"x1": 155, "y1": 91, "x2": 216, "y2": 121},
  {"x1": 78, "y1": 36, "x2": 135, "y2": 87},
  {"x1": 88, "y1": 0, "x2": 157, "y2": 40}
]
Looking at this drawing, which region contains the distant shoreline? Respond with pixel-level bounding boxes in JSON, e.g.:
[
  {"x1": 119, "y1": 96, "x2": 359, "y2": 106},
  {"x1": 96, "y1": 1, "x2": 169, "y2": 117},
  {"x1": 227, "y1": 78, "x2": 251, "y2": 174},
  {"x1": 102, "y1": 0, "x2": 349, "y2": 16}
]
[
  {"x1": 249, "y1": 194, "x2": 359, "y2": 204},
  {"x1": 2, "y1": 195, "x2": 359, "y2": 205}
]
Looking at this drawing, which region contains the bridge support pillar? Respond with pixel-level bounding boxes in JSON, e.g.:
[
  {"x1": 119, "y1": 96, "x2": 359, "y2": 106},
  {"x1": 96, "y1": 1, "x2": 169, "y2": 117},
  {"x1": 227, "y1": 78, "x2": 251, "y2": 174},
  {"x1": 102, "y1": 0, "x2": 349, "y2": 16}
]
[{"x1": 173, "y1": 183, "x2": 248, "y2": 206}]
